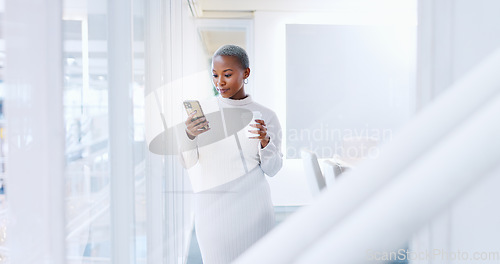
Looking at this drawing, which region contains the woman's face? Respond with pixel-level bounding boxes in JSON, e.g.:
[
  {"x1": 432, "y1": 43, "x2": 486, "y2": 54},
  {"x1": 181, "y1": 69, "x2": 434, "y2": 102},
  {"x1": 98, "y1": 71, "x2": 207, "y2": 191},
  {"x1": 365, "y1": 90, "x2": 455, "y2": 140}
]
[{"x1": 212, "y1": 55, "x2": 250, "y2": 100}]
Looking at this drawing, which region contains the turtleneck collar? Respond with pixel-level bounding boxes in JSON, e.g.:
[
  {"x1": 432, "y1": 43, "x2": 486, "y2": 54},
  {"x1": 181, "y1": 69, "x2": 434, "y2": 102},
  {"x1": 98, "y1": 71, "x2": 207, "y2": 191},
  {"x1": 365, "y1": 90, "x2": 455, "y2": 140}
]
[{"x1": 218, "y1": 94, "x2": 253, "y2": 106}]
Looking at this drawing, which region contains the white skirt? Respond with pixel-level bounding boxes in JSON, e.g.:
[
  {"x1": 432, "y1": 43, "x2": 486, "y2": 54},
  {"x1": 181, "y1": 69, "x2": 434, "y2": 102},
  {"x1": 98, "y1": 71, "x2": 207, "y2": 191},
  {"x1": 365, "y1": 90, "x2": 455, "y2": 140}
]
[{"x1": 194, "y1": 167, "x2": 275, "y2": 264}]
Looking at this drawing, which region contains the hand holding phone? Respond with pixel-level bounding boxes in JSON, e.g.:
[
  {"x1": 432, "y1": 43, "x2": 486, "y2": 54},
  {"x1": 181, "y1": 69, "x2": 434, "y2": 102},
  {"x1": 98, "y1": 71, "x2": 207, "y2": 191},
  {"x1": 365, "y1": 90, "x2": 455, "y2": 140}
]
[{"x1": 183, "y1": 100, "x2": 210, "y2": 139}]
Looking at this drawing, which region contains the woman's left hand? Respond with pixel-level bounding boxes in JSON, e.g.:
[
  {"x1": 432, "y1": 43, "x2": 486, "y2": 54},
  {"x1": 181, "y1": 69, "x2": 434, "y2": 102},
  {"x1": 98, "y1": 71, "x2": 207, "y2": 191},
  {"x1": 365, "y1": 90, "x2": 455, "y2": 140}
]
[{"x1": 249, "y1": 119, "x2": 270, "y2": 148}]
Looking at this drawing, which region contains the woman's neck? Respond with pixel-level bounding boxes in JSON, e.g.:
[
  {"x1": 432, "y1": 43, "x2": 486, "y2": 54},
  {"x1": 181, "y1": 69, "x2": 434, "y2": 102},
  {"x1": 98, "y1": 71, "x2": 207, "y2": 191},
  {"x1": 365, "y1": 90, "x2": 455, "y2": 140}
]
[{"x1": 229, "y1": 88, "x2": 247, "y2": 100}]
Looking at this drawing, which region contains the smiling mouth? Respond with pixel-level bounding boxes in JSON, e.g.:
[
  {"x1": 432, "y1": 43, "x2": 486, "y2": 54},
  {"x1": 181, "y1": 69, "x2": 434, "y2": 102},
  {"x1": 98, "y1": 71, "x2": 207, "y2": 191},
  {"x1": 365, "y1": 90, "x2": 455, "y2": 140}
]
[{"x1": 219, "y1": 89, "x2": 229, "y2": 93}]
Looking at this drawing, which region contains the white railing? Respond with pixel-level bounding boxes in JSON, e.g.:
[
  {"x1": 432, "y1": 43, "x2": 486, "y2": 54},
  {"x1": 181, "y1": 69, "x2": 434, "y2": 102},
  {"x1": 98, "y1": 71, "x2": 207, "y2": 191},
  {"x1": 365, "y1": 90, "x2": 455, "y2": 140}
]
[{"x1": 234, "y1": 47, "x2": 500, "y2": 264}]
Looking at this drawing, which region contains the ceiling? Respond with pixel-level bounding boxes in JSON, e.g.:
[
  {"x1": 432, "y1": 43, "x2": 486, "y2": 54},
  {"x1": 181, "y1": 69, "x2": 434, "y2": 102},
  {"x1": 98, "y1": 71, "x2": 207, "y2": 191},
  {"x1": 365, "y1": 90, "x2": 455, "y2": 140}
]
[
  {"x1": 199, "y1": 30, "x2": 247, "y2": 55},
  {"x1": 192, "y1": 0, "x2": 416, "y2": 56},
  {"x1": 191, "y1": 0, "x2": 415, "y2": 18}
]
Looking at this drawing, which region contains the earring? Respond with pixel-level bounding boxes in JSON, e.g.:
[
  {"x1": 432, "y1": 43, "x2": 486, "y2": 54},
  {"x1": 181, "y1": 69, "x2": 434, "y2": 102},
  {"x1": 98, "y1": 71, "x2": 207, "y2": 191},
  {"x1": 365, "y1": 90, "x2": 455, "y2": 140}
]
[{"x1": 244, "y1": 78, "x2": 248, "y2": 84}]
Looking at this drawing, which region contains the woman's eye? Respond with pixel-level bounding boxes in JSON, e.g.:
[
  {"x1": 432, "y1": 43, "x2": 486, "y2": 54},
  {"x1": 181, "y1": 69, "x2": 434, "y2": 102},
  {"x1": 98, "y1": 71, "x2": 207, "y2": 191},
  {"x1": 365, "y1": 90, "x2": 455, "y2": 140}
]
[
  {"x1": 225, "y1": 74, "x2": 231, "y2": 77},
  {"x1": 212, "y1": 75, "x2": 218, "y2": 78}
]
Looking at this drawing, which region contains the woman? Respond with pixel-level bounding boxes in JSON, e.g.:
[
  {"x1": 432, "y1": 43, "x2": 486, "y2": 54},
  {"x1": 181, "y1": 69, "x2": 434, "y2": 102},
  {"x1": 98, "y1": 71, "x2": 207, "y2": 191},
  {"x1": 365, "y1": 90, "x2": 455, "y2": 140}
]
[{"x1": 180, "y1": 45, "x2": 283, "y2": 263}]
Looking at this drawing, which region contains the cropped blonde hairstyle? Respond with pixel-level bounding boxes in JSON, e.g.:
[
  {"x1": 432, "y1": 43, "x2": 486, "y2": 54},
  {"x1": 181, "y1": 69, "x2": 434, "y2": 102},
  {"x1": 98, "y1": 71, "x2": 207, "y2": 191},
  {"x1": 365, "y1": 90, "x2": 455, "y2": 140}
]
[{"x1": 213, "y1": 44, "x2": 249, "y2": 69}]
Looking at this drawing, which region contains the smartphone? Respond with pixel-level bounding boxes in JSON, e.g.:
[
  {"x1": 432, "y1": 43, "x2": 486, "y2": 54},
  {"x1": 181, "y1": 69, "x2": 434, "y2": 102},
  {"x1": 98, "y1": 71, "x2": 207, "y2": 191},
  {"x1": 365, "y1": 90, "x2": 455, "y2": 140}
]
[{"x1": 183, "y1": 100, "x2": 209, "y2": 129}]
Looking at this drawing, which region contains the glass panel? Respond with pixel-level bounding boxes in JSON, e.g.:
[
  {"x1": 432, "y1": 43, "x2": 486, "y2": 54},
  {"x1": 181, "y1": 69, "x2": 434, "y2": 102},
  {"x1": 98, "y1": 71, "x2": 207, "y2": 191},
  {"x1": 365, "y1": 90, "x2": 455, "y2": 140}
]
[
  {"x1": 0, "y1": 0, "x2": 8, "y2": 262},
  {"x1": 133, "y1": 0, "x2": 147, "y2": 262},
  {"x1": 63, "y1": 2, "x2": 112, "y2": 263}
]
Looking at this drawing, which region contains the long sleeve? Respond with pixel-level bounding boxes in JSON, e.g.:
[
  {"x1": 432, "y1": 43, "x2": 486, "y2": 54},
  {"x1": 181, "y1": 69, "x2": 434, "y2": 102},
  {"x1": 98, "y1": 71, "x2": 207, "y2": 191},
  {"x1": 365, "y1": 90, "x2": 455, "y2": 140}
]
[
  {"x1": 258, "y1": 114, "x2": 283, "y2": 176},
  {"x1": 177, "y1": 126, "x2": 199, "y2": 169}
]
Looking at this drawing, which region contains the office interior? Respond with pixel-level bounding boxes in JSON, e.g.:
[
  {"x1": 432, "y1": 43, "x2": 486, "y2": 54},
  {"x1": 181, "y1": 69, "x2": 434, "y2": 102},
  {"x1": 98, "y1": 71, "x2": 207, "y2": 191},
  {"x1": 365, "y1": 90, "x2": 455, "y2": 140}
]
[{"x1": 1, "y1": 0, "x2": 500, "y2": 263}]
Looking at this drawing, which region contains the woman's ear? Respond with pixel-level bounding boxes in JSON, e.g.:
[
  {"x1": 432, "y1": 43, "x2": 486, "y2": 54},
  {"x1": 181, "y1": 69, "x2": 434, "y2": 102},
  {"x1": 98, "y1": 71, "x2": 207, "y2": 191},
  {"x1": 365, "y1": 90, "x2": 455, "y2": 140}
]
[{"x1": 244, "y1": 68, "x2": 250, "y2": 79}]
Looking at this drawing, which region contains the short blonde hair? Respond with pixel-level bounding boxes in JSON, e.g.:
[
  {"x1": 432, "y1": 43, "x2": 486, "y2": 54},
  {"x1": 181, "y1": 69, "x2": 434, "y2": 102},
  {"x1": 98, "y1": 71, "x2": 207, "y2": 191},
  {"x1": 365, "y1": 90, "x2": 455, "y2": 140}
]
[{"x1": 213, "y1": 44, "x2": 249, "y2": 69}]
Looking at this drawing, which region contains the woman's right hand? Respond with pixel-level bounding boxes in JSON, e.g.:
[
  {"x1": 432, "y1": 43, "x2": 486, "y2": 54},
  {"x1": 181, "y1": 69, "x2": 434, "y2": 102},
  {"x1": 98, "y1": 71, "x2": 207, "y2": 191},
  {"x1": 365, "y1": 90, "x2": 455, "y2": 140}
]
[{"x1": 185, "y1": 111, "x2": 210, "y2": 140}]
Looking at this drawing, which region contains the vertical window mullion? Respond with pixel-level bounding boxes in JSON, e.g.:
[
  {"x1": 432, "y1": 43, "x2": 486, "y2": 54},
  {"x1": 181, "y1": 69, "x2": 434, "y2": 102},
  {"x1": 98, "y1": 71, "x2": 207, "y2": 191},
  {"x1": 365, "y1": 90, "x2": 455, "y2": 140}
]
[
  {"x1": 108, "y1": 0, "x2": 136, "y2": 263},
  {"x1": 5, "y1": 0, "x2": 65, "y2": 263}
]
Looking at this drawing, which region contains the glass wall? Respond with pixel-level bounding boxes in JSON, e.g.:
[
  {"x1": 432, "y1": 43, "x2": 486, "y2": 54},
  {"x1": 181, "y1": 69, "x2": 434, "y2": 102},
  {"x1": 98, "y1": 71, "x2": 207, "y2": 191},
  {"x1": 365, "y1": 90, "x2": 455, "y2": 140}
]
[
  {"x1": 2, "y1": 0, "x2": 209, "y2": 263},
  {"x1": 0, "y1": 0, "x2": 6, "y2": 262},
  {"x1": 142, "y1": 0, "x2": 212, "y2": 262},
  {"x1": 63, "y1": 0, "x2": 148, "y2": 263},
  {"x1": 63, "y1": 0, "x2": 112, "y2": 262}
]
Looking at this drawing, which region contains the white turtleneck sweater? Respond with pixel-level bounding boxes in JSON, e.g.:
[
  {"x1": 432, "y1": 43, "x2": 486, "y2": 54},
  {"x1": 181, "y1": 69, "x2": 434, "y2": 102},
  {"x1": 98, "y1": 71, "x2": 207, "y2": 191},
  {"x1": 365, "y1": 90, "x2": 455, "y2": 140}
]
[{"x1": 179, "y1": 95, "x2": 283, "y2": 192}]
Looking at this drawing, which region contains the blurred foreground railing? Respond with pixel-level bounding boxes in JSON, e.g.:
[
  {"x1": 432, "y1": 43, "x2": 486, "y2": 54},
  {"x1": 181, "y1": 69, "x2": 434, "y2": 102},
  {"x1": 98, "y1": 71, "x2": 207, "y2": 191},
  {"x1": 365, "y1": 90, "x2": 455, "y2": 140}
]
[{"x1": 235, "y1": 47, "x2": 500, "y2": 264}]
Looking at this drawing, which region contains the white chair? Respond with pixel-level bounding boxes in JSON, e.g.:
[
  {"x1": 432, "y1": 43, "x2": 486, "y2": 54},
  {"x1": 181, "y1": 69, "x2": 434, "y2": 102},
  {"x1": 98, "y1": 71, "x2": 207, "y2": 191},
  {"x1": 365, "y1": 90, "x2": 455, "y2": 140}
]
[
  {"x1": 301, "y1": 148, "x2": 326, "y2": 196},
  {"x1": 322, "y1": 158, "x2": 351, "y2": 187},
  {"x1": 322, "y1": 160, "x2": 340, "y2": 187}
]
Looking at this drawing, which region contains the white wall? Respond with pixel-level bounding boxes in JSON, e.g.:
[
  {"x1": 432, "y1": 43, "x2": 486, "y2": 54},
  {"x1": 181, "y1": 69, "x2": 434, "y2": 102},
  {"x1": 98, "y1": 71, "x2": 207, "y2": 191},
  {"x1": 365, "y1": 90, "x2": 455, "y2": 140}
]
[
  {"x1": 253, "y1": 6, "x2": 417, "y2": 205},
  {"x1": 285, "y1": 24, "x2": 415, "y2": 159},
  {"x1": 411, "y1": 0, "x2": 500, "y2": 263}
]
